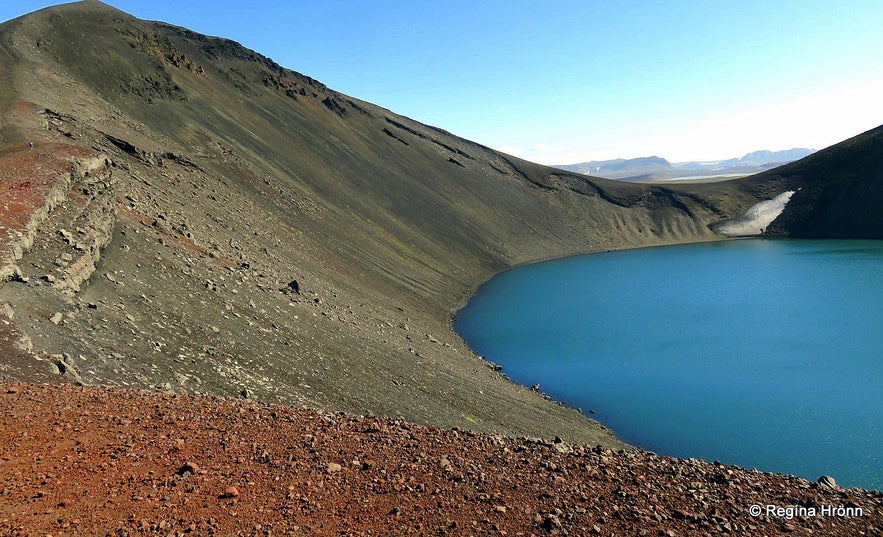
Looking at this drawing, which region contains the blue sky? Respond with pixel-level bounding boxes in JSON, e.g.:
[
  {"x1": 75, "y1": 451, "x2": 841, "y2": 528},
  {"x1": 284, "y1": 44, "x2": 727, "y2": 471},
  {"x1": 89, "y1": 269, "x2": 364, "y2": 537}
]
[{"x1": 3, "y1": 1, "x2": 883, "y2": 164}]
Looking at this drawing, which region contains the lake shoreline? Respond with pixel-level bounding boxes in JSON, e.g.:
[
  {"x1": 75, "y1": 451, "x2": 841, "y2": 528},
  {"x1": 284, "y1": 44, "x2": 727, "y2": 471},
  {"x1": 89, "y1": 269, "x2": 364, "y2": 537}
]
[
  {"x1": 449, "y1": 236, "x2": 740, "y2": 452},
  {"x1": 450, "y1": 236, "x2": 748, "y2": 445},
  {"x1": 454, "y1": 238, "x2": 883, "y2": 490}
]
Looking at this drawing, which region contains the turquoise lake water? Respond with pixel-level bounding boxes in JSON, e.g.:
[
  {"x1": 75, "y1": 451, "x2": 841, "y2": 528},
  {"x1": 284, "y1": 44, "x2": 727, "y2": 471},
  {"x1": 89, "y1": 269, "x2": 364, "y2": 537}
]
[{"x1": 454, "y1": 239, "x2": 883, "y2": 490}]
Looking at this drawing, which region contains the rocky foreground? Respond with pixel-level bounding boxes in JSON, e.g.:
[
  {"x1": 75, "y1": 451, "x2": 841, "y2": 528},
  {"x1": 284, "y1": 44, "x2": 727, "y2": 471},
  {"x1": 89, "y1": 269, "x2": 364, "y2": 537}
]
[{"x1": 0, "y1": 383, "x2": 879, "y2": 536}]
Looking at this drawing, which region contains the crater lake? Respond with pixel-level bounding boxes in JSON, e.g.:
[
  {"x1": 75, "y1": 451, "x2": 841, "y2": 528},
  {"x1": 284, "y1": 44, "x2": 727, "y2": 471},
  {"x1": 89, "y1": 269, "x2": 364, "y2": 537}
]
[{"x1": 455, "y1": 239, "x2": 883, "y2": 490}]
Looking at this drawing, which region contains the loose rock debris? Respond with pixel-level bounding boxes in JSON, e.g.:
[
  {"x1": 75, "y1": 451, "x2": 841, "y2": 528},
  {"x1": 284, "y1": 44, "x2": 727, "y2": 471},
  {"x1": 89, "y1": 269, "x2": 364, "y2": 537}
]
[{"x1": 0, "y1": 382, "x2": 879, "y2": 536}]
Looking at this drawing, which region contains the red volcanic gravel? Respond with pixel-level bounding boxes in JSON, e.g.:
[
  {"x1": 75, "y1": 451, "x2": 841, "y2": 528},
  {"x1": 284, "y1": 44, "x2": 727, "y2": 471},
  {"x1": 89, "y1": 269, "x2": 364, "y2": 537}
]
[{"x1": 0, "y1": 382, "x2": 880, "y2": 536}]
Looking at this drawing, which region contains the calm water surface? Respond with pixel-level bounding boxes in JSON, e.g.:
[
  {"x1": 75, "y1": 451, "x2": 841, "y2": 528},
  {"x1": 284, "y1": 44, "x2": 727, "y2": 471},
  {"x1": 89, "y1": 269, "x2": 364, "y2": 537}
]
[{"x1": 455, "y1": 239, "x2": 883, "y2": 490}]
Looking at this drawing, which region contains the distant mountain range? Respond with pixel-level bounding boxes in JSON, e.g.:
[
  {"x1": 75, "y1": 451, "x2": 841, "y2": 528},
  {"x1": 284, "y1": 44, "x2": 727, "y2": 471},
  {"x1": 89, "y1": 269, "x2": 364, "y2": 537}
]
[{"x1": 556, "y1": 148, "x2": 816, "y2": 181}]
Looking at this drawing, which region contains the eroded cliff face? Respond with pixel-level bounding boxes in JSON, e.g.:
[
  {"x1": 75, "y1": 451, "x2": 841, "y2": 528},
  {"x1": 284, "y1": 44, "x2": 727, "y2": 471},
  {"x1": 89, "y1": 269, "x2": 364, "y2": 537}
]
[{"x1": 1, "y1": 2, "x2": 877, "y2": 444}]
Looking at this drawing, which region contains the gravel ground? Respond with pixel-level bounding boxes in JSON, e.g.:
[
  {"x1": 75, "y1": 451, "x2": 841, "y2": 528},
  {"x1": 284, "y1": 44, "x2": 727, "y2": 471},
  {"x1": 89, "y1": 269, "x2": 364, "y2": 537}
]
[{"x1": 1, "y1": 382, "x2": 879, "y2": 536}]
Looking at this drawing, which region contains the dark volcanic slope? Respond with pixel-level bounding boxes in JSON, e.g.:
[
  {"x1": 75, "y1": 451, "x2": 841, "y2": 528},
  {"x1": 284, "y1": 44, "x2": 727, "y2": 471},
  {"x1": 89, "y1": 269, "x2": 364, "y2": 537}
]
[
  {"x1": 0, "y1": 0, "x2": 879, "y2": 446},
  {"x1": 747, "y1": 124, "x2": 883, "y2": 238}
]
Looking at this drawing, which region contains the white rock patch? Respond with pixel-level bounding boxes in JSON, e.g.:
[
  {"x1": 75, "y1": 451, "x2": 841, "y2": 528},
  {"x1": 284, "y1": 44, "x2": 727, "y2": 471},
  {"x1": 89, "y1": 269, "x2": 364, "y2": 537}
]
[{"x1": 715, "y1": 190, "x2": 796, "y2": 236}]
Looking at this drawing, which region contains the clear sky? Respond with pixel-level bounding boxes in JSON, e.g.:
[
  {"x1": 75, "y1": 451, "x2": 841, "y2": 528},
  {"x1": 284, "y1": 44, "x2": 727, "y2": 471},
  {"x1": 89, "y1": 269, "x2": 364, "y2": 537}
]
[{"x1": 3, "y1": 1, "x2": 883, "y2": 164}]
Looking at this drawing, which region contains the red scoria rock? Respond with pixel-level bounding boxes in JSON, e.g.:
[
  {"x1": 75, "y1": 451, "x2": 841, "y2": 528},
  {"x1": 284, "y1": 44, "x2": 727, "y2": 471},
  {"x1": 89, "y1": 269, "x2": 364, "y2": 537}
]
[{"x1": 0, "y1": 382, "x2": 880, "y2": 536}]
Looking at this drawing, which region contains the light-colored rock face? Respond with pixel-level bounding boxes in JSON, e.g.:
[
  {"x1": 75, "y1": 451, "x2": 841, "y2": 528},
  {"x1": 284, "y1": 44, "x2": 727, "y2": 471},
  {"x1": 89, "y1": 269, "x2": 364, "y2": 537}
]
[{"x1": 714, "y1": 190, "x2": 796, "y2": 236}]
